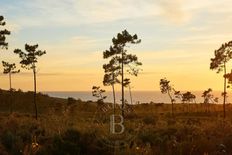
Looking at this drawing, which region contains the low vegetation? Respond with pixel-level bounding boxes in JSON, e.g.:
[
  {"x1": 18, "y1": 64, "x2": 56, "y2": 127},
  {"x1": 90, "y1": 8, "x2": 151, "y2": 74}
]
[{"x1": 0, "y1": 89, "x2": 232, "y2": 154}]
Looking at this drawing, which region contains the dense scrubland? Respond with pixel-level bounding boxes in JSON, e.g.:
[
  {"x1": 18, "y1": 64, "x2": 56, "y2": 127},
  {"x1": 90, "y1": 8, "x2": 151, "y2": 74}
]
[{"x1": 0, "y1": 89, "x2": 232, "y2": 155}]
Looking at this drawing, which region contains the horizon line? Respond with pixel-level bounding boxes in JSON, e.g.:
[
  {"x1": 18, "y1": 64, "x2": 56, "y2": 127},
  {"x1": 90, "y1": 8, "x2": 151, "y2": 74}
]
[{"x1": 41, "y1": 90, "x2": 225, "y2": 92}]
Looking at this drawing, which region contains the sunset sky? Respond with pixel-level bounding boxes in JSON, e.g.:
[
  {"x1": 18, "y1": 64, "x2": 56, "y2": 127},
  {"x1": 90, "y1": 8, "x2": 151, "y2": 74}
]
[{"x1": 0, "y1": 0, "x2": 232, "y2": 91}]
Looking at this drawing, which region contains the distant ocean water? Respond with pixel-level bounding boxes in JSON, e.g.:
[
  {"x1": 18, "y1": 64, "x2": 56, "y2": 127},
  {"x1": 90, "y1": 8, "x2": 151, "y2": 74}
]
[{"x1": 43, "y1": 91, "x2": 232, "y2": 104}]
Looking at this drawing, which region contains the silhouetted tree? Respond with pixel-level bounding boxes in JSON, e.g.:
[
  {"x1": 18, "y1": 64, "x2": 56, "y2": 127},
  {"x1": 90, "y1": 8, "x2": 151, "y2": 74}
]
[
  {"x1": 103, "y1": 30, "x2": 142, "y2": 117},
  {"x1": 210, "y1": 41, "x2": 232, "y2": 118},
  {"x1": 214, "y1": 97, "x2": 219, "y2": 104},
  {"x1": 202, "y1": 88, "x2": 213, "y2": 104},
  {"x1": 224, "y1": 69, "x2": 232, "y2": 91},
  {"x1": 0, "y1": 15, "x2": 10, "y2": 49},
  {"x1": 224, "y1": 69, "x2": 232, "y2": 86},
  {"x1": 103, "y1": 59, "x2": 120, "y2": 114},
  {"x1": 173, "y1": 90, "x2": 183, "y2": 103},
  {"x1": 14, "y1": 44, "x2": 46, "y2": 120},
  {"x1": 92, "y1": 86, "x2": 107, "y2": 106},
  {"x1": 202, "y1": 88, "x2": 218, "y2": 112},
  {"x1": 123, "y1": 78, "x2": 133, "y2": 105},
  {"x1": 182, "y1": 91, "x2": 196, "y2": 112},
  {"x1": 2, "y1": 61, "x2": 20, "y2": 113},
  {"x1": 182, "y1": 91, "x2": 196, "y2": 104},
  {"x1": 160, "y1": 78, "x2": 175, "y2": 116},
  {"x1": 2, "y1": 61, "x2": 20, "y2": 90}
]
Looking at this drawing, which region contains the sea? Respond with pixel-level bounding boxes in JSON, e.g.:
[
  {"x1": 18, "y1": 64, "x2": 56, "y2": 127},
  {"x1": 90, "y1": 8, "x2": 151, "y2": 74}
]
[{"x1": 43, "y1": 91, "x2": 232, "y2": 104}]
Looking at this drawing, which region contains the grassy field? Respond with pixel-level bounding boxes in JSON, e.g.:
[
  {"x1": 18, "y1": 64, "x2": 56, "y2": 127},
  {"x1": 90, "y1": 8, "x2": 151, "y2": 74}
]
[{"x1": 0, "y1": 89, "x2": 232, "y2": 155}]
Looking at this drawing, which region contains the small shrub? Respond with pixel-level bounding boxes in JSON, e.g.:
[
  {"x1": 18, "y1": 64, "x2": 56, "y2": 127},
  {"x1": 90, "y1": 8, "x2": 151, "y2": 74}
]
[
  {"x1": 138, "y1": 130, "x2": 157, "y2": 146},
  {"x1": 67, "y1": 97, "x2": 76, "y2": 105},
  {"x1": 142, "y1": 116, "x2": 157, "y2": 125},
  {"x1": 18, "y1": 129, "x2": 31, "y2": 144},
  {"x1": 167, "y1": 118, "x2": 176, "y2": 126},
  {"x1": 51, "y1": 129, "x2": 81, "y2": 155},
  {"x1": 1, "y1": 130, "x2": 15, "y2": 151}
]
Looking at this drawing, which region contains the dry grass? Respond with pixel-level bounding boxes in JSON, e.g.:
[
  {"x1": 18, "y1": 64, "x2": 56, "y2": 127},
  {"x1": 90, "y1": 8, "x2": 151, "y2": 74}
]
[{"x1": 0, "y1": 90, "x2": 232, "y2": 154}]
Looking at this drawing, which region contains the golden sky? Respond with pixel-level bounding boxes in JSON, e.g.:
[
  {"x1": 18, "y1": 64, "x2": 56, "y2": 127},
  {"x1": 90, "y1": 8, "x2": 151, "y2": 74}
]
[{"x1": 0, "y1": 0, "x2": 232, "y2": 91}]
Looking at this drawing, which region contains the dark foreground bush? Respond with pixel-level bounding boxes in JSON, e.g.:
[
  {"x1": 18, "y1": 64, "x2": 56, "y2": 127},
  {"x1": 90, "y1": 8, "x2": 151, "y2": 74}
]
[{"x1": 37, "y1": 129, "x2": 113, "y2": 155}]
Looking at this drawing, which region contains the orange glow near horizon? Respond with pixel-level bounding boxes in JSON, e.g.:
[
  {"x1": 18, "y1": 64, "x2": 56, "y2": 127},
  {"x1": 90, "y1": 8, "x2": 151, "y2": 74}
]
[{"x1": 1, "y1": 0, "x2": 232, "y2": 92}]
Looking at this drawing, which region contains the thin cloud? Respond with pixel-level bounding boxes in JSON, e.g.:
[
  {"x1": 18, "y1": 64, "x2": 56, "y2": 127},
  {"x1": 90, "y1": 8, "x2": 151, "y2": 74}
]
[
  {"x1": 2, "y1": 0, "x2": 231, "y2": 28},
  {"x1": 1, "y1": 0, "x2": 159, "y2": 28},
  {"x1": 70, "y1": 36, "x2": 107, "y2": 46},
  {"x1": 158, "y1": 0, "x2": 191, "y2": 24},
  {"x1": 177, "y1": 34, "x2": 232, "y2": 45}
]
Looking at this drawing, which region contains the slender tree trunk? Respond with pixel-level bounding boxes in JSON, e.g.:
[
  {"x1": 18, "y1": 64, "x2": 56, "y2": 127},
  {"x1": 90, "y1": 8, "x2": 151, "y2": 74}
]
[
  {"x1": 129, "y1": 85, "x2": 133, "y2": 105},
  {"x1": 168, "y1": 90, "x2": 174, "y2": 116},
  {"x1": 9, "y1": 72, "x2": 12, "y2": 113},
  {"x1": 223, "y1": 62, "x2": 226, "y2": 118},
  {"x1": 33, "y1": 68, "x2": 38, "y2": 120},
  {"x1": 9, "y1": 72, "x2": 12, "y2": 91},
  {"x1": 112, "y1": 84, "x2": 116, "y2": 115},
  {"x1": 121, "y1": 52, "x2": 124, "y2": 118}
]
